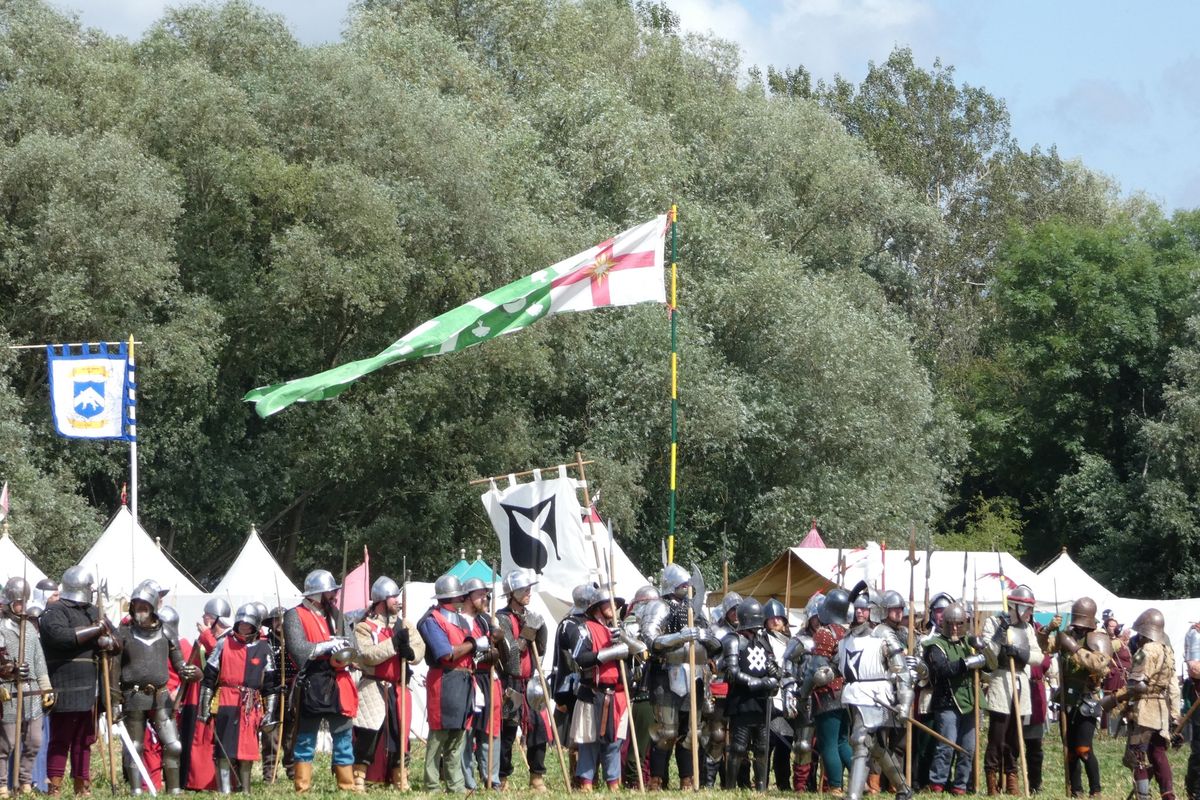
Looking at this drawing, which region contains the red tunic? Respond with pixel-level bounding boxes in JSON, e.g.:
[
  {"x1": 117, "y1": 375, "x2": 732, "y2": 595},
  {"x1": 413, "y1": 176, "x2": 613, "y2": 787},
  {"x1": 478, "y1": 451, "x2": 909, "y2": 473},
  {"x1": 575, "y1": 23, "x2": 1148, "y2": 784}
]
[
  {"x1": 185, "y1": 629, "x2": 218, "y2": 791},
  {"x1": 425, "y1": 607, "x2": 473, "y2": 731},
  {"x1": 359, "y1": 618, "x2": 415, "y2": 783},
  {"x1": 296, "y1": 604, "x2": 358, "y2": 717},
  {"x1": 583, "y1": 619, "x2": 628, "y2": 740},
  {"x1": 469, "y1": 615, "x2": 502, "y2": 738},
  {"x1": 213, "y1": 637, "x2": 272, "y2": 761}
]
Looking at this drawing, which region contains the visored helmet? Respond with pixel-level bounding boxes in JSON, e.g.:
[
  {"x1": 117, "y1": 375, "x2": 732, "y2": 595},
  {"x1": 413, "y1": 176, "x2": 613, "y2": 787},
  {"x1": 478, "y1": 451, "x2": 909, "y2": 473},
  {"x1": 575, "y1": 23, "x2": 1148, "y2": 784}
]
[
  {"x1": 736, "y1": 598, "x2": 766, "y2": 631},
  {"x1": 1070, "y1": 597, "x2": 1098, "y2": 631},
  {"x1": 203, "y1": 597, "x2": 232, "y2": 624},
  {"x1": 1008, "y1": 585, "x2": 1036, "y2": 623},
  {"x1": 303, "y1": 569, "x2": 340, "y2": 597},
  {"x1": 371, "y1": 576, "x2": 401, "y2": 603},
  {"x1": 434, "y1": 574, "x2": 466, "y2": 601},
  {"x1": 628, "y1": 585, "x2": 659, "y2": 615},
  {"x1": 130, "y1": 580, "x2": 161, "y2": 609},
  {"x1": 929, "y1": 592, "x2": 955, "y2": 612},
  {"x1": 502, "y1": 569, "x2": 537, "y2": 597},
  {"x1": 763, "y1": 598, "x2": 787, "y2": 621},
  {"x1": 60, "y1": 565, "x2": 95, "y2": 603},
  {"x1": 234, "y1": 603, "x2": 263, "y2": 631},
  {"x1": 659, "y1": 564, "x2": 690, "y2": 597},
  {"x1": 820, "y1": 588, "x2": 852, "y2": 626},
  {"x1": 804, "y1": 592, "x2": 825, "y2": 621}
]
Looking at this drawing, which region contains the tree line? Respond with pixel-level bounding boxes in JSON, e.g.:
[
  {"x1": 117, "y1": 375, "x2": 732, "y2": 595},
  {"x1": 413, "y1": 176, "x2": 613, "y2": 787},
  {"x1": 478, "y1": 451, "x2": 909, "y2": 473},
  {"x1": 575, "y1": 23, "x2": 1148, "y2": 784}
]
[{"x1": 0, "y1": 0, "x2": 1196, "y2": 597}]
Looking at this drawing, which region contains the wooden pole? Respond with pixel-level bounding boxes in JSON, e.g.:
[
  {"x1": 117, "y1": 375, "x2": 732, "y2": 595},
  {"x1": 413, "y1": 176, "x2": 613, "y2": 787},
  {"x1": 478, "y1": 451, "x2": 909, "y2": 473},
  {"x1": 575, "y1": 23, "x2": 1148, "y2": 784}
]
[
  {"x1": 468, "y1": 461, "x2": 593, "y2": 486},
  {"x1": 13, "y1": 556, "x2": 26, "y2": 789},
  {"x1": 486, "y1": 562, "x2": 498, "y2": 790},
  {"x1": 529, "y1": 639, "x2": 573, "y2": 792},
  {"x1": 271, "y1": 572, "x2": 286, "y2": 785},
  {"x1": 972, "y1": 572, "x2": 982, "y2": 791},
  {"x1": 1055, "y1": 580, "x2": 1069, "y2": 797},
  {"x1": 575, "y1": 453, "x2": 644, "y2": 792},
  {"x1": 905, "y1": 525, "x2": 917, "y2": 787},
  {"x1": 400, "y1": 560, "x2": 410, "y2": 790},
  {"x1": 997, "y1": 555, "x2": 1030, "y2": 797},
  {"x1": 784, "y1": 554, "x2": 793, "y2": 614},
  {"x1": 686, "y1": 583, "x2": 700, "y2": 790},
  {"x1": 98, "y1": 584, "x2": 118, "y2": 792}
]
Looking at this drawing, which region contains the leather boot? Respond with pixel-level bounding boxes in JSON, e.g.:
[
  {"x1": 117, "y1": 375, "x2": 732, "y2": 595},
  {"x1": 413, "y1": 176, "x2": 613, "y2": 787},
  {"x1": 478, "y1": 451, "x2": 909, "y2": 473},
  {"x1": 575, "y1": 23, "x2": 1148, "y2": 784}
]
[
  {"x1": 334, "y1": 765, "x2": 362, "y2": 793},
  {"x1": 680, "y1": 776, "x2": 694, "y2": 790},
  {"x1": 293, "y1": 762, "x2": 313, "y2": 793},
  {"x1": 646, "y1": 776, "x2": 663, "y2": 791},
  {"x1": 390, "y1": 766, "x2": 410, "y2": 791},
  {"x1": 1006, "y1": 773, "x2": 1019, "y2": 796},
  {"x1": 72, "y1": 779, "x2": 91, "y2": 798},
  {"x1": 867, "y1": 773, "x2": 882, "y2": 795},
  {"x1": 498, "y1": 778, "x2": 508, "y2": 790},
  {"x1": 986, "y1": 772, "x2": 1000, "y2": 796},
  {"x1": 529, "y1": 774, "x2": 548, "y2": 793},
  {"x1": 352, "y1": 765, "x2": 367, "y2": 792},
  {"x1": 46, "y1": 778, "x2": 62, "y2": 798}
]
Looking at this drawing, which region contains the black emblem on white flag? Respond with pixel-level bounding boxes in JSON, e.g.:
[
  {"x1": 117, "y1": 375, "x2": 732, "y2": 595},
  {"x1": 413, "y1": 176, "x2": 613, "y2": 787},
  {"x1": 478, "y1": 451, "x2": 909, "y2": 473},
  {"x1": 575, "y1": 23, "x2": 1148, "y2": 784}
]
[{"x1": 501, "y1": 496, "x2": 562, "y2": 572}]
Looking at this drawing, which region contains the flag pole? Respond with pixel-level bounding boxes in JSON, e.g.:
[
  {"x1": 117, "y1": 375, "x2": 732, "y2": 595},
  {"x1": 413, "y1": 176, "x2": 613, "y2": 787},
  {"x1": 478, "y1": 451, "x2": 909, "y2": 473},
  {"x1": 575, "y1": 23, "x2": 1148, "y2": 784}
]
[
  {"x1": 128, "y1": 335, "x2": 138, "y2": 524},
  {"x1": 667, "y1": 204, "x2": 679, "y2": 564}
]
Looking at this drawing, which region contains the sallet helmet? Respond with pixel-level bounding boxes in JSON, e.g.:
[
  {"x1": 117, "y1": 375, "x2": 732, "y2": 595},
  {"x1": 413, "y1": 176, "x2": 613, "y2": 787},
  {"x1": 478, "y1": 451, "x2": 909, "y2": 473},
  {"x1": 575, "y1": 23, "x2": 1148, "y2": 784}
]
[
  {"x1": 1069, "y1": 597, "x2": 1098, "y2": 631},
  {"x1": 158, "y1": 606, "x2": 180, "y2": 636},
  {"x1": 570, "y1": 583, "x2": 597, "y2": 615},
  {"x1": 462, "y1": 577, "x2": 489, "y2": 595},
  {"x1": 820, "y1": 588, "x2": 853, "y2": 626},
  {"x1": 1132, "y1": 608, "x2": 1166, "y2": 644},
  {"x1": 763, "y1": 598, "x2": 787, "y2": 621},
  {"x1": 203, "y1": 597, "x2": 232, "y2": 624},
  {"x1": 3, "y1": 577, "x2": 30, "y2": 607},
  {"x1": 940, "y1": 602, "x2": 969, "y2": 640},
  {"x1": 659, "y1": 563, "x2": 690, "y2": 597},
  {"x1": 234, "y1": 603, "x2": 263, "y2": 631},
  {"x1": 60, "y1": 566, "x2": 95, "y2": 604},
  {"x1": 717, "y1": 592, "x2": 743, "y2": 625},
  {"x1": 736, "y1": 598, "x2": 766, "y2": 631},
  {"x1": 129, "y1": 580, "x2": 161, "y2": 609}
]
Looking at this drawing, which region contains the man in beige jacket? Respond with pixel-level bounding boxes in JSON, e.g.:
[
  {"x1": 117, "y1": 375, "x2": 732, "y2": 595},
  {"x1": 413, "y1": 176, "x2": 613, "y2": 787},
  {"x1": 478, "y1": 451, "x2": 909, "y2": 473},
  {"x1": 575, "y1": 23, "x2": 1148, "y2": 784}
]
[
  {"x1": 981, "y1": 585, "x2": 1043, "y2": 796},
  {"x1": 1121, "y1": 609, "x2": 1180, "y2": 800},
  {"x1": 351, "y1": 576, "x2": 423, "y2": 790}
]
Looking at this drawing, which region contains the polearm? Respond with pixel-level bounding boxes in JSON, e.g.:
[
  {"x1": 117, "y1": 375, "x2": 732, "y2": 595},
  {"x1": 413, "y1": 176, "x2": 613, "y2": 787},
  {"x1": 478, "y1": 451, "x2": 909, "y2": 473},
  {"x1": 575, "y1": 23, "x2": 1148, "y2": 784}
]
[
  {"x1": 997, "y1": 553, "x2": 1030, "y2": 797},
  {"x1": 399, "y1": 559, "x2": 411, "y2": 790},
  {"x1": 486, "y1": 559, "x2": 498, "y2": 790},
  {"x1": 972, "y1": 566, "x2": 982, "y2": 788},
  {"x1": 13, "y1": 528, "x2": 26, "y2": 784},
  {"x1": 1053, "y1": 578, "x2": 1070, "y2": 796},
  {"x1": 97, "y1": 580, "x2": 119, "y2": 792},
  {"x1": 576, "y1": 453, "x2": 644, "y2": 792},
  {"x1": 904, "y1": 524, "x2": 917, "y2": 786},
  {"x1": 271, "y1": 571, "x2": 285, "y2": 784},
  {"x1": 686, "y1": 583, "x2": 700, "y2": 790},
  {"x1": 529, "y1": 636, "x2": 572, "y2": 791}
]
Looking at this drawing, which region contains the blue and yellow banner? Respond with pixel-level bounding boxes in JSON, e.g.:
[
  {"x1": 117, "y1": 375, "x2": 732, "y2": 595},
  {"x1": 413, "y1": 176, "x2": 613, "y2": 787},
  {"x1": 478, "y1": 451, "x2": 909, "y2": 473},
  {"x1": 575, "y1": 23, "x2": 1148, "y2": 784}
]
[{"x1": 46, "y1": 342, "x2": 136, "y2": 441}]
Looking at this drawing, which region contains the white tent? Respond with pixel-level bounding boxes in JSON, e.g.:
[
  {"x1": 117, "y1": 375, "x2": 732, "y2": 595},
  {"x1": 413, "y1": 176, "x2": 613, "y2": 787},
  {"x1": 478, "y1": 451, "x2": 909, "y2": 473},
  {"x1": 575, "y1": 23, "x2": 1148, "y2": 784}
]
[
  {"x1": 0, "y1": 532, "x2": 48, "y2": 587},
  {"x1": 211, "y1": 526, "x2": 303, "y2": 617},
  {"x1": 1035, "y1": 549, "x2": 1120, "y2": 608},
  {"x1": 77, "y1": 506, "x2": 208, "y2": 627}
]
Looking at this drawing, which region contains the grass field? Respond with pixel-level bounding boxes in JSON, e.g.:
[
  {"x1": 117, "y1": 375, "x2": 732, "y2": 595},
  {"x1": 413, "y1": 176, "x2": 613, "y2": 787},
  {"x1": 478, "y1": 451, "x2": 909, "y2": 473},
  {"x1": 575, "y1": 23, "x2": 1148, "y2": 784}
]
[{"x1": 73, "y1": 723, "x2": 1191, "y2": 798}]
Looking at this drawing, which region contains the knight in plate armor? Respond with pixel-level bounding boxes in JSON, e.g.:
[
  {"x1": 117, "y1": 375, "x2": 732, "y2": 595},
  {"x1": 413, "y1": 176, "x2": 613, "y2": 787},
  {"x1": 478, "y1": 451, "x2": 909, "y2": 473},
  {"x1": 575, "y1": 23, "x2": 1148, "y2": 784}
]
[
  {"x1": 837, "y1": 581, "x2": 916, "y2": 800},
  {"x1": 638, "y1": 563, "x2": 720, "y2": 790},
  {"x1": 981, "y1": 584, "x2": 1042, "y2": 796},
  {"x1": 722, "y1": 598, "x2": 783, "y2": 790}
]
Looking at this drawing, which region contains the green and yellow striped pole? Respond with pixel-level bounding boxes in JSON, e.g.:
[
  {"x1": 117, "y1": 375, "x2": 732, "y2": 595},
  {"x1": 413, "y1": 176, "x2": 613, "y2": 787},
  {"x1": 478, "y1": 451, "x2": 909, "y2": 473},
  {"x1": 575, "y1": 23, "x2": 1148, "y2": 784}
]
[{"x1": 668, "y1": 204, "x2": 679, "y2": 563}]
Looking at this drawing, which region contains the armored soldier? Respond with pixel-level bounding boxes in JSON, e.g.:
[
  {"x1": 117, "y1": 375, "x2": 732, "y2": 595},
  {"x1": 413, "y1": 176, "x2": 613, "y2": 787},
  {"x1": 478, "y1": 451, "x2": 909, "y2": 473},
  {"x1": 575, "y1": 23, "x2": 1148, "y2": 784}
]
[
  {"x1": 923, "y1": 602, "x2": 985, "y2": 795},
  {"x1": 197, "y1": 603, "x2": 278, "y2": 794},
  {"x1": 460, "y1": 577, "x2": 504, "y2": 791},
  {"x1": 552, "y1": 584, "x2": 592, "y2": 722},
  {"x1": 0, "y1": 578, "x2": 53, "y2": 795},
  {"x1": 1185, "y1": 621, "x2": 1200, "y2": 800},
  {"x1": 783, "y1": 593, "x2": 823, "y2": 792},
  {"x1": 39, "y1": 565, "x2": 117, "y2": 797},
  {"x1": 570, "y1": 585, "x2": 644, "y2": 790},
  {"x1": 722, "y1": 598, "x2": 784, "y2": 790},
  {"x1": 260, "y1": 606, "x2": 294, "y2": 784},
  {"x1": 796, "y1": 589, "x2": 854, "y2": 796},
  {"x1": 639, "y1": 563, "x2": 720, "y2": 790},
  {"x1": 495, "y1": 569, "x2": 551, "y2": 791},
  {"x1": 762, "y1": 598, "x2": 793, "y2": 790},
  {"x1": 838, "y1": 581, "x2": 916, "y2": 800},
  {"x1": 111, "y1": 581, "x2": 199, "y2": 795},
  {"x1": 622, "y1": 585, "x2": 660, "y2": 789},
  {"x1": 284, "y1": 569, "x2": 359, "y2": 793},
  {"x1": 704, "y1": 592, "x2": 742, "y2": 788},
  {"x1": 417, "y1": 574, "x2": 479, "y2": 793},
  {"x1": 1044, "y1": 597, "x2": 1109, "y2": 797},
  {"x1": 1122, "y1": 608, "x2": 1180, "y2": 800},
  {"x1": 981, "y1": 585, "x2": 1041, "y2": 796},
  {"x1": 183, "y1": 596, "x2": 231, "y2": 791},
  {"x1": 351, "y1": 576, "x2": 422, "y2": 790}
]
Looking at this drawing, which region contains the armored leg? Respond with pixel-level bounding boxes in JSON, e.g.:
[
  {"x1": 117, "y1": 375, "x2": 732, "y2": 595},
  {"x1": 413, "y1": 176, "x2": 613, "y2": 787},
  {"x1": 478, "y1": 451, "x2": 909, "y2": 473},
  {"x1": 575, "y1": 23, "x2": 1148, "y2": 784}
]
[
  {"x1": 651, "y1": 704, "x2": 680, "y2": 752},
  {"x1": 153, "y1": 698, "x2": 183, "y2": 795},
  {"x1": 217, "y1": 760, "x2": 234, "y2": 795},
  {"x1": 873, "y1": 733, "x2": 912, "y2": 800},
  {"x1": 846, "y1": 714, "x2": 872, "y2": 800},
  {"x1": 237, "y1": 761, "x2": 252, "y2": 794},
  {"x1": 725, "y1": 723, "x2": 751, "y2": 790},
  {"x1": 124, "y1": 711, "x2": 148, "y2": 796}
]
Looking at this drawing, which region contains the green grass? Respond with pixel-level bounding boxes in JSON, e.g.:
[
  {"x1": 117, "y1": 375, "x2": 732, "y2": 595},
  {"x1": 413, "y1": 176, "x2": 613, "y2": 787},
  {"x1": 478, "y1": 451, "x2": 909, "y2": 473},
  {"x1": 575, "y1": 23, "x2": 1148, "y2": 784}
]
[{"x1": 75, "y1": 724, "x2": 1190, "y2": 797}]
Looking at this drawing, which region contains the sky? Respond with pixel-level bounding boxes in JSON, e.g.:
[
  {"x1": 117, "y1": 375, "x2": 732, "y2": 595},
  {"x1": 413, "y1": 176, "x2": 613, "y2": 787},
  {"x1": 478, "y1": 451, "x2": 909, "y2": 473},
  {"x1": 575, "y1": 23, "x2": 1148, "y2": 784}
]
[{"x1": 61, "y1": 0, "x2": 1200, "y2": 211}]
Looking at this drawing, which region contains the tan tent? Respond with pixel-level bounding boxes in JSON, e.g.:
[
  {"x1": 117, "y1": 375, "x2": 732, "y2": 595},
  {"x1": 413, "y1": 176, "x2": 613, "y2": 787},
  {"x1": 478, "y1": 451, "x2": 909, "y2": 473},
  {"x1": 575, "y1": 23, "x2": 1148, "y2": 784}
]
[{"x1": 722, "y1": 549, "x2": 833, "y2": 607}]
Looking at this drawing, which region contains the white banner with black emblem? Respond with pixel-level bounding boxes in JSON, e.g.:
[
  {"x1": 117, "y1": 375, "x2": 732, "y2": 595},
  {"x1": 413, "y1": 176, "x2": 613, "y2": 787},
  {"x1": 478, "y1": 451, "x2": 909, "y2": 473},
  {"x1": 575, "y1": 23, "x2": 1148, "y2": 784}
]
[{"x1": 481, "y1": 468, "x2": 648, "y2": 608}]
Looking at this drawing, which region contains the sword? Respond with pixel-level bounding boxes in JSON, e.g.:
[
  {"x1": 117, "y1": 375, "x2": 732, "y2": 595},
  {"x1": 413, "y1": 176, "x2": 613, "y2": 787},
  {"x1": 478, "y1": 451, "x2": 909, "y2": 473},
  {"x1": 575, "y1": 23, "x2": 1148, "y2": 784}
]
[{"x1": 113, "y1": 719, "x2": 158, "y2": 796}]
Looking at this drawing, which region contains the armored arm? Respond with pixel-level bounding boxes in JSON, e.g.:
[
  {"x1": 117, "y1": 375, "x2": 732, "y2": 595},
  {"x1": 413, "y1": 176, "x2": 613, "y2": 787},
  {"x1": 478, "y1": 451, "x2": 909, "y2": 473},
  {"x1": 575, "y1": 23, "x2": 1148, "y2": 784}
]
[
  {"x1": 723, "y1": 634, "x2": 758, "y2": 691},
  {"x1": 283, "y1": 609, "x2": 318, "y2": 664}
]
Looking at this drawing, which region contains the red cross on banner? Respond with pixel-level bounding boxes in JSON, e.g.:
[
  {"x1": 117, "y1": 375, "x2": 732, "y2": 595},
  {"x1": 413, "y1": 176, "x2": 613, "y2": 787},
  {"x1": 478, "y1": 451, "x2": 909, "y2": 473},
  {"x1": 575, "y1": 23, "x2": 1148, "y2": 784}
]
[{"x1": 550, "y1": 238, "x2": 658, "y2": 307}]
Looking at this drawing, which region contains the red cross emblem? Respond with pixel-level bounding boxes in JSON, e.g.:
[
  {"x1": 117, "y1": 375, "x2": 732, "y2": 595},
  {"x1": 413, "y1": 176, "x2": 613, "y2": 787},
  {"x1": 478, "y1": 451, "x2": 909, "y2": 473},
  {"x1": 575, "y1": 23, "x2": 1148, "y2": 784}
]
[{"x1": 550, "y1": 237, "x2": 657, "y2": 306}]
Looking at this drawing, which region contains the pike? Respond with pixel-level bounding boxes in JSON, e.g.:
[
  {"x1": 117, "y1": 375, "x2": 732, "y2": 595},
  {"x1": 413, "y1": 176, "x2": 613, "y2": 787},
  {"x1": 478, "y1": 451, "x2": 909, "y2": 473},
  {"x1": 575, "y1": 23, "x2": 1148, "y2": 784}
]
[
  {"x1": 972, "y1": 565, "x2": 982, "y2": 788},
  {"x1": 486, "y1": 560, "x2": 498, "y2": 790},
  {"x1": 686, "y1": 563, "x2": 703, "y2": 790},
  {"x1": 904, "y1": 524, "x2": 918, "y2": 785},
  {"x1": 96, "y1": 578, "x2": 119, "y2": 793},
  {"x1": 1055, "y1": 579, "x2": 1069, "y2": 797},
  {"x1": 13, "y1": 537, "x2": 26, "y2": 784},
  {"x1": 997, "y1": 553, "x2": 1030, "y2": 797},
  {"x1": 400, "y1": 557, "x2": 411, "y2": 790},
  {"x1": 271, "y1": 570, "x2": 285, "y2": 784}
]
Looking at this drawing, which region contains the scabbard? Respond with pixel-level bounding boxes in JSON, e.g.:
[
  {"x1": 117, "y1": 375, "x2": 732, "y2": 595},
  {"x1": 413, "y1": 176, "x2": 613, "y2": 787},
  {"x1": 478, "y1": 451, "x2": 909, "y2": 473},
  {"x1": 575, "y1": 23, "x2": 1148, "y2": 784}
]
[{"x1": 598, "y1": 689, "x2": 613, "y2": 740}]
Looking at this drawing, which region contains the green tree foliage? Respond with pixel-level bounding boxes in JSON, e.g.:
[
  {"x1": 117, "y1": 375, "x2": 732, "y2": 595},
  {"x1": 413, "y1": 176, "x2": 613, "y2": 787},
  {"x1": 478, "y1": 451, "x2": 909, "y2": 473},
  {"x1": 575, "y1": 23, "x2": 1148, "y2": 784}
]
[{"x1": 0, "y1": 0, "x2": 962, "y2": 585}]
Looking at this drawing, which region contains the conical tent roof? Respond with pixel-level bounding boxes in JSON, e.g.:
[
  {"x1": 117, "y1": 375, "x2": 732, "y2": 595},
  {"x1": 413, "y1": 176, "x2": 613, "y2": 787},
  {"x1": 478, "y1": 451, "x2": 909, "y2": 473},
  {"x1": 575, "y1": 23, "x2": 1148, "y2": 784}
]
[
  {"x1": 1036, "y1": 549, "x2": 1118, "y2": 606},
  {"x1": 78, "y1": 506, "x2": 207, "y2": 624},
  {"x1": 212, "y1": 527, "x2": 303, "y2": 616},
  {"x1": 0, "y1": 533, "x2": 47, "y2": 586}
]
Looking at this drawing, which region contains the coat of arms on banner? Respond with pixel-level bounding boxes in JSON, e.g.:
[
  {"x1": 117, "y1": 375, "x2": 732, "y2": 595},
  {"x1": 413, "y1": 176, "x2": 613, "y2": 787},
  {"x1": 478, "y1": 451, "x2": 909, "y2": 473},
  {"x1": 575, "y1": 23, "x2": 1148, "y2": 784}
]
[{"x1": 46, "y1": 343, "x2": 135, "y2": 441}]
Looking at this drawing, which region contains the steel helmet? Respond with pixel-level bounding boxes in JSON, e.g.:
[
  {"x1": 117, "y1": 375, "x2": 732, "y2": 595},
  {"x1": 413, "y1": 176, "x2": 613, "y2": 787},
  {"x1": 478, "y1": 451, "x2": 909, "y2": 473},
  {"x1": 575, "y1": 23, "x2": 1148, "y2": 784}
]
[
  {"x1": 60, "y1": 565, "x2": 95, "y2": 603},
  {"x1": 1132, "y1": 608, "x2": 1166, "y2": 644},
  {"x1": 130, "y1": 580, "x2": 161, "y2": 609},
  {"x1": 434, "y1": 574, "x2": 466, "y2": 601},
  {"x1": 736, "y1": 598, "x2": 766, "y2": 631},
  {"x1": 251, "y1": 601, "x2": 269, "y2": 621},
  {"x1": 1070, "y1": 597, "x2": 1098, "y2": 631},
  {"x1": 820, "y1": 587, "x2": 853, "y2": 626},
  {"x1": 3, "y1": 577, "x2": 30, "y2": 607},
  {"x1": 158, "y1": 606, "x2": 180, "y2": 636},
  {"x1": 370, "y1": 576, "x2": 401, "y2": 603},
  {"x1": 526, "y1": 676, "x2": 547, "y2": 710},
  {"x1": 659, "y1": 563, "x2": 690, "y2": 597},
  {"x1": 929, "y1": 592, "x2": 955, "y2": 612},
  {"x1": 804, "y1": 592, "x2": 825, "y2": 621},
  {"x1": 1007, "y1": 585, "x2": 1036, "y2": 608},
  {"x1": 940, "y1": 603, "x2": 969, "y2": 639},
  {"x1": 462, "y1": 578, "x2": 489, "y2": 595},
  {"x1": 203, "y1": 597, "x2": 232, "y2": 624},
  {"x1": 502, "y1": 569, "x2": 537, "y2": 597},
  {"x1": 628, "y1": 585, "x2": 659, "y2": 616},
  {"x1": 717, "y1": 592, "x2": 743, "y2": 624},
  {"x1": 569, "y1": 583, "x2": 596, "y2": 615},
  {"x1": 303, "y1": 569, "x2": 340, "y2": 596},
  {"x1": 763, "y1": 598, "x2": 787, "y2": 621},
  {"x1": 234, "y1": 603, "x2": 263, "y2": 631}
]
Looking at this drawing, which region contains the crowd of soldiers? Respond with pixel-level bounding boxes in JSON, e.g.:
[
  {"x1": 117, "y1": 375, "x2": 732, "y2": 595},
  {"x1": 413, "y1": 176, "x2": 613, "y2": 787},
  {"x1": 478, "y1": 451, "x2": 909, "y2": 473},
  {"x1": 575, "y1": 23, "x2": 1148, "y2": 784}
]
[{"x1": 0, "y1": 561, "x2": 1198, "y2": 797}]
